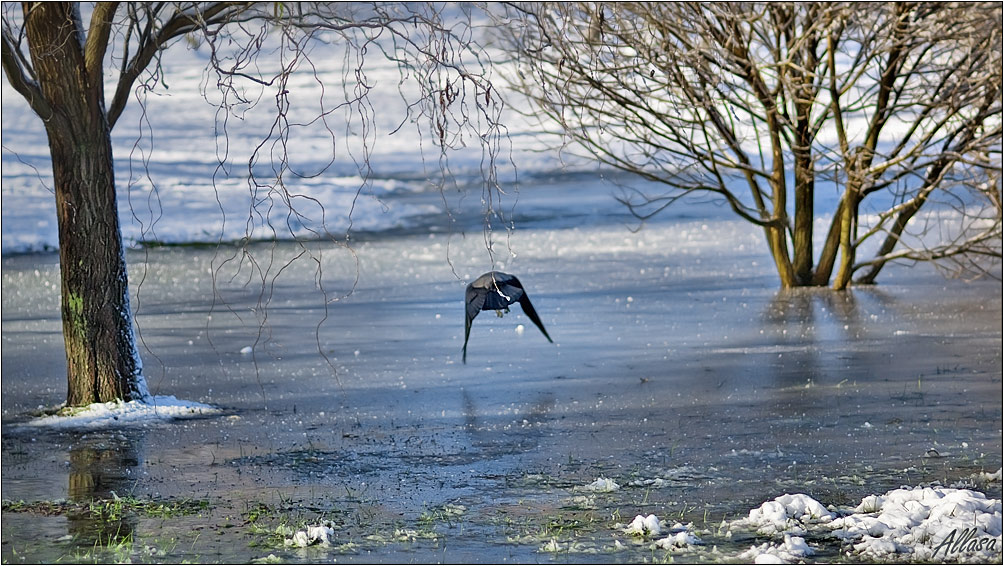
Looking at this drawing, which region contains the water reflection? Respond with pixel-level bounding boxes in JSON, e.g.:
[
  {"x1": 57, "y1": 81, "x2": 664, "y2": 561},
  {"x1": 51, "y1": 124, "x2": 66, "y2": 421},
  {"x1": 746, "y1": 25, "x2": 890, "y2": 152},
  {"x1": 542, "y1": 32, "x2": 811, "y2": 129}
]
[
  {"x1": 462, "y1": 389, "x2": 556, "y2": 456},
  {"x1": 66, "y1": 431, "x2": 145, "y2": 545},
  {"x1": 759, "y1": 287, "x2": 899, "y2": 405},
  {"x1": 765, "y1": 288, "x2": 863, "y2": 354}
]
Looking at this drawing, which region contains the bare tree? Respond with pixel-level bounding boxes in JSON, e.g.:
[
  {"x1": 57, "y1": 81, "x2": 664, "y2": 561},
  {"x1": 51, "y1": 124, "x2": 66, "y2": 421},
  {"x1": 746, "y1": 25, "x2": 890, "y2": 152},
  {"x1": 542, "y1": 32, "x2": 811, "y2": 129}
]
[
  {"x1": 498, "y1": 2, "x2": 1002, "y2": 289},
  {"x1": 2, "y1": 2, "x2": 504, "y2": 407}
]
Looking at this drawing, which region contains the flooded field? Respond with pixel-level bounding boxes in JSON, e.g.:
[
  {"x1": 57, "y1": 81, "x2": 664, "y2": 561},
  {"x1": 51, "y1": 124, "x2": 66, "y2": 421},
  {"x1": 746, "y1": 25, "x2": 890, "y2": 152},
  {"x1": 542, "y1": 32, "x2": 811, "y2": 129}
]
[
  {"x1": 2, "y1": 6, "x2": 1001, "y2": 559},
  {"x1": 3, "y1": 204, "x2": 1001, "y2": 563}
]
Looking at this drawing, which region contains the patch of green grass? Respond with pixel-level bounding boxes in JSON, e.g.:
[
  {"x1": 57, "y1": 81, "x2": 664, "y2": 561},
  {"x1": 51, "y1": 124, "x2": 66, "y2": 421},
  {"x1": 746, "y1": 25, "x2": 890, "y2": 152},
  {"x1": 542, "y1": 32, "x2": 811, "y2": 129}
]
[
  {"x1": 540, "y1": 514, "x2": 592, "y2": 538},
  {"x1": 243, "y1": 501, "x2": 275, "y2": 524},
  {"x1": 69, "y1": 530, "x2": 135, "y2": 564},
  {"x1": 491, "y1": 505, "x2": 602, "y2": 545},
  {"x1": 242, "y1": 500, "x2": 347, "y2": 551},
  {"x1": 2, "y1": 497, "x2": 208, "y2": 562},
  {"x1": 247, "y1": 521, "x2": 297, "y2": 549},
  {"x1": 244, "y1": 503, "x2": 297, "y2": 549},
  {"x1": 417, "y1": 503, "x2": 466, "y2": 527},
  {"x1": 1, "y1": 496, "x2": 210, "y2": 520}
]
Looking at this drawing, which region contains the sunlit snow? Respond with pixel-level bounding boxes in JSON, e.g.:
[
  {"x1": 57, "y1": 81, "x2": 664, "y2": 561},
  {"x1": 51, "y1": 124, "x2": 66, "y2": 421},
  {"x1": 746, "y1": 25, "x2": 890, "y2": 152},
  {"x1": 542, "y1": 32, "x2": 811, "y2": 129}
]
[
  {"x1": 622, "y1": 513, "x2": 662, "y2": 537},
  {"x1": 579, "y1": 477, "x2": 621, "y2": 493},
  {"x1": 731, "y1": 483, "x2": 1003, "y2": 563},
  {"x1": 25, "y1": 396, "x2": 221, "y2": 429}
]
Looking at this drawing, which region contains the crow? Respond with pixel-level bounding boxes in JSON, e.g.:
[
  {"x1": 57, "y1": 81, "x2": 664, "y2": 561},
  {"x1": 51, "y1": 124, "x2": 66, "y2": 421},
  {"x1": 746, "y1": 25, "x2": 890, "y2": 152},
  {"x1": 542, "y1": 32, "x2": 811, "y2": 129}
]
[{"x1": 463, "y1": 271, "x2": 553, "y2": 363}]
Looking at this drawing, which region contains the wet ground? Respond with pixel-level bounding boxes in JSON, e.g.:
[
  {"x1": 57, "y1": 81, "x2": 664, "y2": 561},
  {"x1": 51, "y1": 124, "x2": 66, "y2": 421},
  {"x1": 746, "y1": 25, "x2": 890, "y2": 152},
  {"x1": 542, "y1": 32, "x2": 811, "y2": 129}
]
[{"x1": 2, "y1": 197, "x2": 1002, "y2": 562}]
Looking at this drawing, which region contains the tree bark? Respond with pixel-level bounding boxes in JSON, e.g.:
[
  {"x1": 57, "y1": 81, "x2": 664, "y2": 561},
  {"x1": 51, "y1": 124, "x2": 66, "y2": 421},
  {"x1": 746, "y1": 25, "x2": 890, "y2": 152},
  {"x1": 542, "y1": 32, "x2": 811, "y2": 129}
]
[
  {"x1": 792, "y1": 147, "x2": 815, "y2": 286},
  {"x1": 766, "y1": 224, "x2": 796, "y2": 288},
  {"x1": 790, "y1": 7, "x2": 820, "y2": 287},
  {"x1": 23, "y1": 2, "x2": 146, "y2": 406},
  {"x1": 812, "y1": 197, "x2": 844, "y2": 286},
  {"x1": 832, "y1": 189, "x2": 859, "y2": 291}
]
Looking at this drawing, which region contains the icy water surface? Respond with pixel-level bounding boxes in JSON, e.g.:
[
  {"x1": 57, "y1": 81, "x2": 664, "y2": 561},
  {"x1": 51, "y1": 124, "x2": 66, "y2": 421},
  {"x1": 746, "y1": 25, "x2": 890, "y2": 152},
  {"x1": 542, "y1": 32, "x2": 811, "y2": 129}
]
[{"x1": 2, "y1": 201, "x2": 1001, "y2": 563}]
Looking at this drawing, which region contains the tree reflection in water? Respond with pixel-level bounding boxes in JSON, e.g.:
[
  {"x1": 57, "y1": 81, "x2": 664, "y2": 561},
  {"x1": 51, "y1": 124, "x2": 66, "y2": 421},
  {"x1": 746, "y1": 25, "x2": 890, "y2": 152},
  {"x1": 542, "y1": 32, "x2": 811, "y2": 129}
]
[{"x1": 66, "y1": 431, "x2": 144, "y2": 546}]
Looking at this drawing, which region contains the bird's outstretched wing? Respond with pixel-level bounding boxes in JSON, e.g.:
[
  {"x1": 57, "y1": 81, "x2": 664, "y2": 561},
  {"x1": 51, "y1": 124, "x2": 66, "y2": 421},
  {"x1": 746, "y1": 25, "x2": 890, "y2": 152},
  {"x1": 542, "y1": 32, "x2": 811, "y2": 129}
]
[
  {"x1": 463, "y1": 284, "x2": 487, "y2": 364},
  {"x1": 463, "y1": 271, "x2": 552, "y2": 363},
  {"x1": 518, "y1": 292, "x2": 553, "y2": 343}
]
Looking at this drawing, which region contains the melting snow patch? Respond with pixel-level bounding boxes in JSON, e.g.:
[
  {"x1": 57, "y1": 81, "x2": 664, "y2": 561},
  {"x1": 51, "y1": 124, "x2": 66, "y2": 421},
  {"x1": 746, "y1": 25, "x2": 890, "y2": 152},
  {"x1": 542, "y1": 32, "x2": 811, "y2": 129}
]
[
  {"x1": 25, "y1": 395, "x2": 221, "y2": 429},
  {"x1": 620, "y1": 514, "x2": 662, "y2": 537},
  {"x1": 732, "y1": 487, "x2": 1002, "y2": 563},
  {"x1": 629, "y1": 477, "x2": 670, "y2": 488},
  {"x1": 285, "y1": 524, "x2": 335, "y2": 548},
  {"x1": 830, "y1": 486, "x2": 1002, "y2": 562},
  {"x1": 578, "y1": 477, "x2": 620, "y2": 493},
  {"x1": 615, "y1": 516, "x2": 701, "y2": 551},
  {"x1": 981, "y1": 468, "x2": 1003, "y2": 483},
  {"x1": 627, "y1": 465, "x2": 711, "y2": 488},
  {"x1": 652, "y1": 523, "x2": 702, "y2": 550},
  {"x1": 738, "y1": 534, "x2": 814, "y2": 564},
  {"x1": 731, "y1": 493, "x2": 834, "y2": 535}
]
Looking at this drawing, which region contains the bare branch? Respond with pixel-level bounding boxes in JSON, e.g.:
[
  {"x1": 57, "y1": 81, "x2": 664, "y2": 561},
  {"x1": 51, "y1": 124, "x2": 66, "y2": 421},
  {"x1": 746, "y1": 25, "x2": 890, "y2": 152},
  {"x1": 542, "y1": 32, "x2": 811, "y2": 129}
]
[
  {"x1": 1, "y1": 8, "x2": 52, "y2": 120},
  {"x1": 497, "y1": 2, "x2": 1002, "y2": 287},
  {"x1": 83, "y1": 1, "x2": 118, "y2": 88},
  {"x1": 107, "y1": 2, "x2": 252, "y2": 128}
]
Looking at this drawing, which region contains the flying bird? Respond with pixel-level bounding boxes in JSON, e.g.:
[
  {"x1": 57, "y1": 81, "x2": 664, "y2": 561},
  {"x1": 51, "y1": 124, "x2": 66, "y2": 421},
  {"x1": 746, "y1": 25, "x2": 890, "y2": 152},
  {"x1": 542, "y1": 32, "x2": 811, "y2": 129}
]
[{"x1": 463, "y1": 271, "x2": 553, "y2": 363}]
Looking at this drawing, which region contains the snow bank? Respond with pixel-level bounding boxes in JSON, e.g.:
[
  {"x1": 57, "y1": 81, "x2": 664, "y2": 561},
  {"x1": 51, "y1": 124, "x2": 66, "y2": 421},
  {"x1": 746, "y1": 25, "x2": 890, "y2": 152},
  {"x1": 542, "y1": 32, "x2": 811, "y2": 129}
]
[
  {"x1": 25, "y1": 395, "x2": 221, "y2": 429},
  {"x1": 732, "y1": 486, "x2": 1002, "y2": 563},
  {"x1": 830, "y1": 486, "x2": 1002, "y2": 562},
  {"x1": 1, "y1": 23, "x2": 574, "y2": 254}
]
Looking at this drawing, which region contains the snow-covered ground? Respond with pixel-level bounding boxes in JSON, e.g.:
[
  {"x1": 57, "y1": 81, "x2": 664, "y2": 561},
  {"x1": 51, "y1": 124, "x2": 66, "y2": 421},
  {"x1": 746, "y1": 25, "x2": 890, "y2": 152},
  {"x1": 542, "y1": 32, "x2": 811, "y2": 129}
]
[{"x1": 0, "y1": 17, "x2": 580, "y2": 254}]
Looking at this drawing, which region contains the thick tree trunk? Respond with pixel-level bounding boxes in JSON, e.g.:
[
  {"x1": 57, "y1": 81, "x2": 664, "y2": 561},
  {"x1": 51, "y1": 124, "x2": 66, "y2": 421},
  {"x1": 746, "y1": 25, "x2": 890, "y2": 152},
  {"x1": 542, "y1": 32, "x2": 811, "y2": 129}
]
[
  {"x1": 832, "y1": 191, "x2": 859, "y2": 290},
  {"x1": 24, "y1": 2, "x2": 147, "y2": 406},
  {"x1": 792, "y1": 156, "x2": 815, "y2": 286},
  {"x1": 766, "y1": 224, "x2": 797, "y2": 288},
  {"x1": 792, "y1": 92, "x2": 817, "y2": 286},
  {"x1": 811, "y1": 198, "x2": 844, "y2": 286},
  {"x1": 50, "y1": 129, "x2": 147, "y2": 406},
  {"x1": 766, "y1": 132, "x2": 796, "y2": 288}
]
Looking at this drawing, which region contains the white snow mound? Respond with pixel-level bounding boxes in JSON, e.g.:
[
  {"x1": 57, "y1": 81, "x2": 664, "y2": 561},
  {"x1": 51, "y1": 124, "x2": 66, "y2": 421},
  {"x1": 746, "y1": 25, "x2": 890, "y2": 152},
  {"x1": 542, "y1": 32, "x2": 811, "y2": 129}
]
[
  {"x1": 739, "y1": 533, "x2": 815, "y2": 564},
  {"x1": 26, "y1": 395, "x2": 221, "y2": 428},
  {"x1": 830, "y1": 486, "x2": 1002, "y2": 562},
  {"x1": 733, "y1": 487, "x2": 1002, "y2": 563},
  {"x1": 652, "y1": 523, "x2": 702, "y2": 550},
  {"x1": 733, "y1": 493, "x2": 834, "y2": 535},
  {"x1": 285, "y1": 525, "x2": 335, "y2": 548},
  {"x1": 623, "y1": 514, "x2": 662, "y2": 537}
]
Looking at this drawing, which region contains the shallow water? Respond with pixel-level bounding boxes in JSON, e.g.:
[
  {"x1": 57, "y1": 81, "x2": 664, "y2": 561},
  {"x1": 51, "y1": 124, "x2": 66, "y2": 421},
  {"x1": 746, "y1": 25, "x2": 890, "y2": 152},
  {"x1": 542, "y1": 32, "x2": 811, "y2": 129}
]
[{"x1": 2, "y1": 186, "x2": 1001, "y2": 562}]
